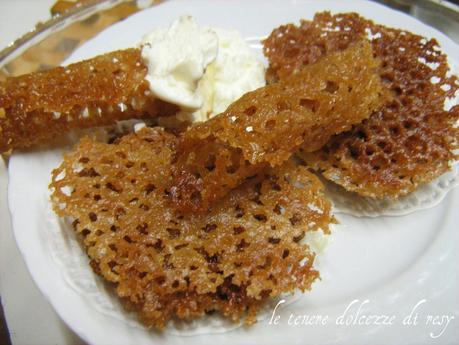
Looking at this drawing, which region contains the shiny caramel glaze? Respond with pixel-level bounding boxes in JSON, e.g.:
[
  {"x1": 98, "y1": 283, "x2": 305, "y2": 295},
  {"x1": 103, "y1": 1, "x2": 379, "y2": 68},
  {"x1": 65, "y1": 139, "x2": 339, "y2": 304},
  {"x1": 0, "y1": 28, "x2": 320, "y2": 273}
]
[
  {"x1": 50, "y1": 127, "x2": 334, "y2": 329},
  {"x1": 171, "y1": 41, "x2": 388, "y2": 213},
  {"x1": 264, "y1": 12, "x2": 459, "y2": 198},
  {"x1": 0, "y1": 48, "x2": 177, "y2": 153}
]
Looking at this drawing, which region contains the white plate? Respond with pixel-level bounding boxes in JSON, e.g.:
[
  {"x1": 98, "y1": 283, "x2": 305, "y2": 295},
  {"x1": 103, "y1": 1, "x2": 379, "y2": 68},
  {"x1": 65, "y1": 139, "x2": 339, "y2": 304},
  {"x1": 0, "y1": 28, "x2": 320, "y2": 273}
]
[{"x1": 8, "y1": 0, "x2": 459, "y2": 344}]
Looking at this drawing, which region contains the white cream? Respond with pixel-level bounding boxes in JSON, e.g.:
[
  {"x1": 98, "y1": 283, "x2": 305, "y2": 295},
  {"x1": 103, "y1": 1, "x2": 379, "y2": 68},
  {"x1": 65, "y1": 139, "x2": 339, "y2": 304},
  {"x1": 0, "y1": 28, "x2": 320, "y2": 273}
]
[
  {"x1": 140, "y1": 16, "x2": 218, "y2": 109},
  {"x1": 140, "y1": 16, "x2": 266, "y2": 122},
  {"x1": 190, "y1": 28, "x2": 266, "y2": 121}
]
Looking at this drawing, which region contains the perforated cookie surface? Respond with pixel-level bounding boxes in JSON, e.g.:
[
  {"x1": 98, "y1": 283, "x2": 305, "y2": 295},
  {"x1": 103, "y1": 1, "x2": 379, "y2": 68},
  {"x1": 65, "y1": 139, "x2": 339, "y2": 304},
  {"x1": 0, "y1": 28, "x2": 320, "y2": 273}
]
[
  {"x1": 0, "y1": 48, "x2": 178, "y2": 153},
  {"x1": 50, "y1": 127, "x2": 334, "y2": 329},
  {"x1": 172, "y1": 41, "x2": 388, "y2": 213},
  {"x1": 264, "y1": 12, "x2": 459, "y2": 198}
]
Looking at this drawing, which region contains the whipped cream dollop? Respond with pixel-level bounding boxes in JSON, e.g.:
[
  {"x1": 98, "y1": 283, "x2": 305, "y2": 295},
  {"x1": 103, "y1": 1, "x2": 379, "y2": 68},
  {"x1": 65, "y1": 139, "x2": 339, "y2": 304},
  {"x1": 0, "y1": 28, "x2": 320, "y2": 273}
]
[
  {"x1": 140, "y1": 16, "x2": 218, "y2": 109},
  {"x1": 140, "y1": 16, "x2": 265, "y2": 121},
  {"x1": 191, "y1": 28, "x2": 266, "y2": 121}
]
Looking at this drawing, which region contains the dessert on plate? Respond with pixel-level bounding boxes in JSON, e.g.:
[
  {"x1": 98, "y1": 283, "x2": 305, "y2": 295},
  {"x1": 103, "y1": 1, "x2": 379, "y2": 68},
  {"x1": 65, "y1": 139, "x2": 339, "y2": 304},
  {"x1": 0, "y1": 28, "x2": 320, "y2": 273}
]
[
  {"x1": 264, "y1": 12, "x2": 459, "y2": 201},
  {"x1": 171, "y1": 41, "x2": 388, "y2": 213},
  {"x1": 2, "y1": 9, "x2": 459, "y2": 332},
  {"x1": 50, "y1": 126, "x2": 334, "y2": 329}
]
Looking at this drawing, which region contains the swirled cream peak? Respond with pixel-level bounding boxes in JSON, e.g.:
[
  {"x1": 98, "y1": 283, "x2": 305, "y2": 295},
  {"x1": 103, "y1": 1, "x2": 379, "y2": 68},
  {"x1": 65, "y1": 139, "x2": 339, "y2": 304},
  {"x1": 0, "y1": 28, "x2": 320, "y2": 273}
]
[
  {"x1": 140, "y1": 16, "x2": 218, "y2": 109},
  {"x1": 140, "y1": 16, "x2": 266, "y2": 121}
]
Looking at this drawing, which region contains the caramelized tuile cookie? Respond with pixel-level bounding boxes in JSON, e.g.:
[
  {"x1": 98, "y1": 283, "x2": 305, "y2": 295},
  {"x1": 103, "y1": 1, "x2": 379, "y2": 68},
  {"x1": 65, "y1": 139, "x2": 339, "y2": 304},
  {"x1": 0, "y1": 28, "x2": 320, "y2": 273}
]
[
  {"x1": 50, "y1": 127, "x2": 334, "y2": 329},
  {"x1": 0, "y1": 48, "x2": 178, "y2": 153},
  {"x1": 264, "y1": 12, "x2": 459, "y2": 198},
  {"x1": 171, "y1": 40, "x2": 389, "y2": 213}
]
